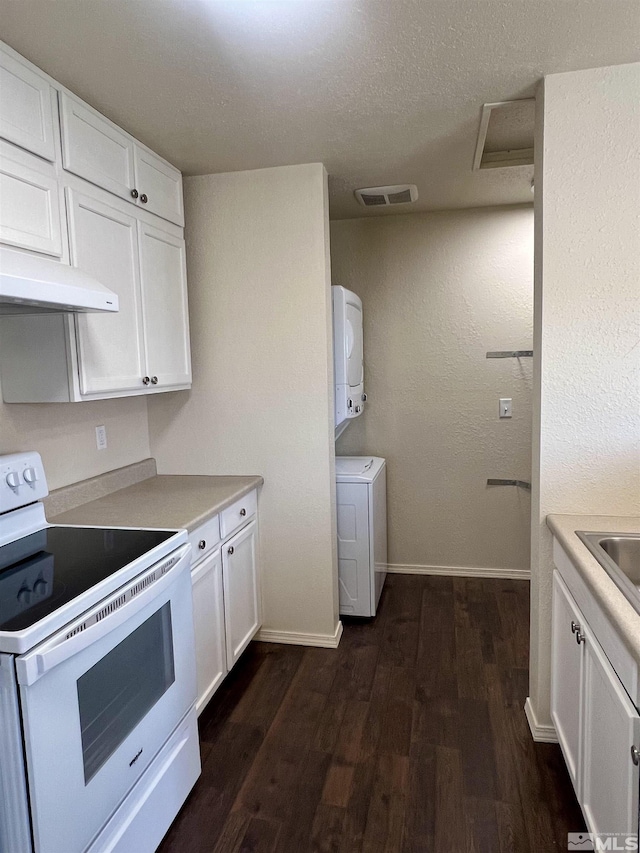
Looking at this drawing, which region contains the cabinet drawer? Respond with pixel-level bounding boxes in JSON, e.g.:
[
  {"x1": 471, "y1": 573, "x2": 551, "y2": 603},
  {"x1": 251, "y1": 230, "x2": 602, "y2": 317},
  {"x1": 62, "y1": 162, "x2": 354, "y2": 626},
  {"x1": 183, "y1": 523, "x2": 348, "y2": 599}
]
[
  {"x1": 188, "y1": 514, "x2": 221, "y2": 562},
  {"x1": 0, "y1": 141, "x2": 63, "y2": 256},
  {"x1": 220, "y1": 490, "x2": 257, "y2": 541},
  {"x1": 0, "y1": 49, "x2": 56, "y2": 161}
]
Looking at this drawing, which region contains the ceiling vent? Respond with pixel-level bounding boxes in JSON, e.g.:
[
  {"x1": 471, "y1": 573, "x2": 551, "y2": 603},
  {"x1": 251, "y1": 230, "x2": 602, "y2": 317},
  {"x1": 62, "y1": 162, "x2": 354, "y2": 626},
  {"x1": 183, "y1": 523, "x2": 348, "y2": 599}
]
[
  {"x1": 355, "y1": 185, "x2": 418, "y2": 207},
  {"x1": 473, "y1": 99, "x2": 535, "y2": 170}
]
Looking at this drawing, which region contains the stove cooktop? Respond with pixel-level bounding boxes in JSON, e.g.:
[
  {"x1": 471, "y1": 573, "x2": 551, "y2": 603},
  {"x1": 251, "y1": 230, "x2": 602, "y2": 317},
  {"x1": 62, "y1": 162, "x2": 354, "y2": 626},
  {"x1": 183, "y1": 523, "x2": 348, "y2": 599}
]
[{"x1": 0, "y1": 526, "x2": 175, "y2": 633}]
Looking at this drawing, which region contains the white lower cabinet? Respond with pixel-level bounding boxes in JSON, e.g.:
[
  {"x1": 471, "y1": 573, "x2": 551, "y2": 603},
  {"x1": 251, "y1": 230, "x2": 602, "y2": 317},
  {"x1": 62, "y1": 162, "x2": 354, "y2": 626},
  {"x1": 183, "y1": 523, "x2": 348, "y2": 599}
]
[
  {"x1": 191, "y1": 549, "x2": 227, "y2": 714},
  {"x1": 551, "y1": 568, "x2": 640, "y2": 838},
  {"x1": 222, "y1": 520, "x2": 260, "y2": 670},
  {"x1": 189, "y1": 496, "x2": 261, "y2": 715}
]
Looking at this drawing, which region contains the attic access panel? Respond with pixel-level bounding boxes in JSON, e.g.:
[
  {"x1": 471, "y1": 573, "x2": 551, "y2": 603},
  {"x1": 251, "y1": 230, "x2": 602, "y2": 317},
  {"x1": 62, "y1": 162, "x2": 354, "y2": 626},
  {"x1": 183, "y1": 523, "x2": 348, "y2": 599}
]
[{"x1": 473, "y1": 99, "x2": 535, "y2": 170}]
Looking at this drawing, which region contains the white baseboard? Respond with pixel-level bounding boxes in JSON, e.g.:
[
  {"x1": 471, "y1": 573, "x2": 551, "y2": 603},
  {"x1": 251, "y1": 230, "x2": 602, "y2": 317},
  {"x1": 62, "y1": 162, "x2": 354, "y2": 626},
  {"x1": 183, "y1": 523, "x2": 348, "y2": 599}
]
[
  {"x1": 386, "y1": 563, "x2": 531, "y2": 581},
  {"x1": 255, "y1": 620, "x2": 343, "y2": 649},
  {"x1": 524, "y1": 697, "x2": 558, "y2": 743}
]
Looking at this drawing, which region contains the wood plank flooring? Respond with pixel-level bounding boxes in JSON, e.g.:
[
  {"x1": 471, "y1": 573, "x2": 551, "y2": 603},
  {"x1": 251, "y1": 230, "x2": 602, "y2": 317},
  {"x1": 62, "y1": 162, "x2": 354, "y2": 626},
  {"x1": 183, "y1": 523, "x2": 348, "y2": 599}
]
[{"x1": 159, "y1": 575, "x2": 585, "y2": 852}]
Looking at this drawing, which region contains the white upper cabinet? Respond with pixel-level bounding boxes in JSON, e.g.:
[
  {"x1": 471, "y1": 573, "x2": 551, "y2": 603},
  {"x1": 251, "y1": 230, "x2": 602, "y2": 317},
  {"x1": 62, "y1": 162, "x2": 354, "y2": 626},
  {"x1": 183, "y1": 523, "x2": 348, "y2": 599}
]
[
  {"x1": 134, "y1": 147, "x2": 184, "y2": 226},
  {"x1": 59, "y1": 91, "x2": 184, "y2": 226},
  {"x1": 138, "y1": 220, "x2": 191, "y2": 388},
  {"x1": 0, "y1": 141, "x2": 63, "y2": 257},
  {"x1": 0, "y1": 50, "x2": 56, "y2": 161},
  {"x1": 67, "y1": 188, "x2": 146, "y2": 395},
  {"x1": 59, "y1": 92, "x2": 137, "y2": 203}
]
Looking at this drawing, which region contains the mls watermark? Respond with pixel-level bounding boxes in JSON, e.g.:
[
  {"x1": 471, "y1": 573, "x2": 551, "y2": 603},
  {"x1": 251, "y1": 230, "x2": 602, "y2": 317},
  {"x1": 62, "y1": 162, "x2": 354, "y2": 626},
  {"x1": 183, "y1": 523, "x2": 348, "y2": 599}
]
[{"x1": 568, "y1": 833, "x2": 639, "y2": 851}]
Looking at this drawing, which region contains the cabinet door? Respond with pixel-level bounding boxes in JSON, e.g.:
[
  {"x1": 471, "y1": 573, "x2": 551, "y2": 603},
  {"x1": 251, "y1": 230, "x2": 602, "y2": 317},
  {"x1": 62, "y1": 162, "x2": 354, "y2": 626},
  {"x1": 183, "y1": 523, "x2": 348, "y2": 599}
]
[
  {"x1": 134, "y1": 146, "x2": 184, "y2": 226},
  {"x1": 67, "y1": 188, "x2": 146, "y2": 395},
  {"x1": 60, "y1": 92, "x2": 136, "y2": 202},
  {"x1": 0, "y1": 49, "x2": 56, "y2": 160},
  {"x1": 138, "y1": 220, "x2": 191, "y2": 389},
  {"x1": 551, "y1": 570, "x2": 584, "y2": 794},
  {"x1": 581, "y1": 624, "x2": 640, "y2": 837},
  {"x1": 191, "y1": 549, "x2": 227, "y2": 715},
  {"x1": 336, "y1": 482, "x2": 372, "y2": 617},
  {"x1": 0, "y1": 141, "x2": 63, "y2": 256},
  {"x1": 222, "y1": 521, "x2": 260, "y2": 670}
]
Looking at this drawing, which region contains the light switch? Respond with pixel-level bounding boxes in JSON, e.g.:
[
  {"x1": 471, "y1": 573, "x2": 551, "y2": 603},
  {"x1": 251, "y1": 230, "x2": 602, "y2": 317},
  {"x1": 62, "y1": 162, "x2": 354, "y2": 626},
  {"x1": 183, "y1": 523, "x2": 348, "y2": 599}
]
[
  {"x1": 95, "y1": 425, "x2": 107, "y2": 450},
  {"x1": 499, "y1": 398, "x2": 513, "y2": 418}
]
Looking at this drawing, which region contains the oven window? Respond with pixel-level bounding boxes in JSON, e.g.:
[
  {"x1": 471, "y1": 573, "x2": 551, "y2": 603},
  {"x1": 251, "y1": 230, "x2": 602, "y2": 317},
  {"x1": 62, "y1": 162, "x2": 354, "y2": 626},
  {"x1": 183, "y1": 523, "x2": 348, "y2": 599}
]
[{"x1": 77, "y1": 603, "x2": 175, "y2": 784}]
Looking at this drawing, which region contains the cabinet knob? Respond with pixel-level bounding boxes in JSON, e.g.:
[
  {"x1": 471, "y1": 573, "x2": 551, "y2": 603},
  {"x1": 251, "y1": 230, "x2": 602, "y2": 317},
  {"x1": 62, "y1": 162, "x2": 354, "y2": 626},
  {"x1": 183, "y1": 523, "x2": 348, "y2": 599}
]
[
  {"x1": 142, "y1": 376, "x2": 150, "y2": 385},
  {"x1": 151, "y1": 376, "x2": 158, "y2": 385},
  {"x1": 131, "y1": 188, "x2": 139, "y2": 199},
  {"x1": 140, "y1": 193, "x2": 148, "y2": 204},
  {"x1": 571, "y1": 620, "x2": 579, "y2": 634},
  {"x1": 227, "y1": 546, "x2": 234, "y2": 555},
  {"x1": 240, "y1": 508, "x2": 247, "y2": 517},
  {"x1": 198, "y1": 540, "x2": 206, "y2": 550},
  {"x1": 575, "y1": 629, "x2": 585, "y2": 645},
  {"x1": 632, "y1": 745, "x2": 640, "y2": 766}
]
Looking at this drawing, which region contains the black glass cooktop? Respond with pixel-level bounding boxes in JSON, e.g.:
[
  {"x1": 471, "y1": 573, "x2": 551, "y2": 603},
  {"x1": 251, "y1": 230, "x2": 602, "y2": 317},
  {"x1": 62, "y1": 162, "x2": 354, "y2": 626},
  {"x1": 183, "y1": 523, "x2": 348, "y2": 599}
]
[{"x1": 0, "y1": 526, "x2": 175, "y2": 632}]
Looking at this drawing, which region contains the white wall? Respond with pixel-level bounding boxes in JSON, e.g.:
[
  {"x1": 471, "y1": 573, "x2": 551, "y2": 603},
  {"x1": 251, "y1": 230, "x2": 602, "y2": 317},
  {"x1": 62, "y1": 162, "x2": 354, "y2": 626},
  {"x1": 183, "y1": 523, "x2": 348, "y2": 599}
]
[
  {"x1": 148, "y1": 163, "x2": 340, "y2": 643},
  {"x1": 332, "y1": 207, "x2": 534, "y2": 575},
  {"x1": 0, "y1": 383, "x2": 150, "y2": 490},
  {"x1": 529, "y1": 62, "x2": 640, "y2": 732}
]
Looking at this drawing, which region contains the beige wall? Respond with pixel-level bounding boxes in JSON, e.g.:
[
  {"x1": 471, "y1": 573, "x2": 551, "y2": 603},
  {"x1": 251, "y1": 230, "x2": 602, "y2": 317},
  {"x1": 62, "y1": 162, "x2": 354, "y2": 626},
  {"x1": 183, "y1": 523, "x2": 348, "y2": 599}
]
[
  {"x1": 0, "y1": 383, "x2": 150, "y2": 491},
  {"x1": 148, "y1": 163, "x2": 340, "y2": 643},
  {"x1": 528, "y1": 63, "x2": 640, "y2": 732},
  {"x1": 332, "y1": 206, "x2": 534, "y2": 574}
]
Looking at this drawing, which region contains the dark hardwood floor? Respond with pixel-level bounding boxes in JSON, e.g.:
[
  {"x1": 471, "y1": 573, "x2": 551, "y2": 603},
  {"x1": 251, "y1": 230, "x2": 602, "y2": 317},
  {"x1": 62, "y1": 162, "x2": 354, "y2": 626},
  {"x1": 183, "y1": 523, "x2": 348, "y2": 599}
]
[{"x1": 159, "y1": 575, "x2": 585, "y2": 852}]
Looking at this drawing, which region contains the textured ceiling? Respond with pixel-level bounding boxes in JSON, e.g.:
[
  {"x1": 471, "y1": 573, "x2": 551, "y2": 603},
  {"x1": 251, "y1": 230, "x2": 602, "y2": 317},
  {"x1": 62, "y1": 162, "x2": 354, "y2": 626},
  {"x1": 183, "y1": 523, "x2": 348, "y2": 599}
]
[{"x1": 1, "y1": 0, "x2": 638, "y2": 219}]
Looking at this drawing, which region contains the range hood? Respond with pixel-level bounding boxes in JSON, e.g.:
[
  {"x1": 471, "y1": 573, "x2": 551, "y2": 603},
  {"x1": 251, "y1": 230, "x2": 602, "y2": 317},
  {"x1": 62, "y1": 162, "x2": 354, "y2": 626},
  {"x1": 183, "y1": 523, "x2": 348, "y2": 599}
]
[{"x1": 0, "y1": 248, "x2": 119, "y2": 315}]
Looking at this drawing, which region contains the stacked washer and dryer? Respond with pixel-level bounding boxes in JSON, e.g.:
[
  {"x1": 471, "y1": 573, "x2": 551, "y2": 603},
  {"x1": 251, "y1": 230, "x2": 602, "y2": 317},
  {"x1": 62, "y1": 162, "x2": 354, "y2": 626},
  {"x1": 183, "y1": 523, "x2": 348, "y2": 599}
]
[{"x1": 332, "y1": 286, "x2": 387, "y2": 618}]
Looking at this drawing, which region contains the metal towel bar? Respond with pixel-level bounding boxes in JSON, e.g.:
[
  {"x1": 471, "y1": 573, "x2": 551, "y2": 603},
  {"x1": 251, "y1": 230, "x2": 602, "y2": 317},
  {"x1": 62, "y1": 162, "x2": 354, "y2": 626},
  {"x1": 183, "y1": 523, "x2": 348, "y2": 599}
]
[
  {"x1": 487, "y1": 479, "x2": 531, "y2": 491},
  {"x1": 486, "y1": 350, "x2": 533, "y2": 359}
]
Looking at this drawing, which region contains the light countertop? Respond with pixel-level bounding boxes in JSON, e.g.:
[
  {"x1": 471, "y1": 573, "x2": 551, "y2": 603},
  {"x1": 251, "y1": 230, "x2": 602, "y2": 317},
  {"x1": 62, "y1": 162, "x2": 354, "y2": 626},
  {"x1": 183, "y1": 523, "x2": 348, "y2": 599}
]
[
  {"x1": 547, "y1": 514, "x2": 640, "y2": 663},
  {"x1": 51, "y1": 474, "x2": 263, "y2": 532}
]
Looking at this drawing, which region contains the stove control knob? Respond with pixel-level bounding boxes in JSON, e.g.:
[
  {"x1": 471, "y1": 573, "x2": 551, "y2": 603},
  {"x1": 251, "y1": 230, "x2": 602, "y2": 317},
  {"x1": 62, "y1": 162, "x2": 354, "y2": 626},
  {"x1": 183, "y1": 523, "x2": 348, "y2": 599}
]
[
  {"x1": 23, "y1": 467, "x2": 38, "y2": 487},
  {"x1": 17, "y1": 585, "x2": 31, "y2": 604},
  {"x1": 33, "y1": 578, "x2": 48, "y2": 596},
  {"x1": 6, "y1": 471, "x2": 20, "y2": 489}
]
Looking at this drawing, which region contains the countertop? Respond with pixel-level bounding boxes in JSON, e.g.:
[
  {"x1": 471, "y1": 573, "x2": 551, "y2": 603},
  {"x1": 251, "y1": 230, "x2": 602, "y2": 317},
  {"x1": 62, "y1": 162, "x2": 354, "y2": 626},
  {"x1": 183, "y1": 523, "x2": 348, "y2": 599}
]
[
  {"x1": 51, "y1": 474, "x2": 263, "y2": 532},
  {"x1": 547, "y1": 513, "x2": 640, "y2": 663}
]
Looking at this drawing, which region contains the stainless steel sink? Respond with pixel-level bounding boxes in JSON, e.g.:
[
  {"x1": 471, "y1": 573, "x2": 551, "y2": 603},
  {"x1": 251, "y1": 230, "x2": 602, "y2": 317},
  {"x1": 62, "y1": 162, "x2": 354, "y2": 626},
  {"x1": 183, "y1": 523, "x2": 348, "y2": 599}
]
[{"x1": 577, "y1": 532, "x2": 640, "y2": 611}]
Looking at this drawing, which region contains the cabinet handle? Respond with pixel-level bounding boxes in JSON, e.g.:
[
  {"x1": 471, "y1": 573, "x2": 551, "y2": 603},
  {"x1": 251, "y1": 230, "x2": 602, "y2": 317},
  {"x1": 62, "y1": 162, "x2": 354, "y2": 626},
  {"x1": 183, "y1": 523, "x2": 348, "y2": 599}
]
[
  {"x1": 131, "y1": 188, "x2": 139, "y2": 199},
  {"x1": 575, "y1": 629, "x2": 585, "y2": 645},
  {"x1": 140, "y1": 193, "x2": 148, "y2": 204},
  {"x1": 571, "y1": 620, "x2": 579, "y2": 634},
  {"x1": 631, "y1": 745, "x2": 640, "y2": 766},
  {"x1": 240, "y1": 508, "x2": 247, "y2": 517},
  {"x1": 198, "y1": 540, "x2": 206, "y2": 550},
  {"x1": 151, "y1": 376, "x2": 158, "y2": 385},
  {"x1": 142, "y1": 376, "x2": 150, "y2": 385},
  {"x1": 227, "y1": 546, "x2": 234, "y2": 555}
]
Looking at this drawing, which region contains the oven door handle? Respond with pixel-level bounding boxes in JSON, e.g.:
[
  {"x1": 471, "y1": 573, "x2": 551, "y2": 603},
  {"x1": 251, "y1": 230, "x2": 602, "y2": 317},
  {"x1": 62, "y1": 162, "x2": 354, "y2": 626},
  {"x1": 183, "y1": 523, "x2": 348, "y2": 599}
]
[{"x1": 16, "y1": 544, "x2": 191, "y2": 687}]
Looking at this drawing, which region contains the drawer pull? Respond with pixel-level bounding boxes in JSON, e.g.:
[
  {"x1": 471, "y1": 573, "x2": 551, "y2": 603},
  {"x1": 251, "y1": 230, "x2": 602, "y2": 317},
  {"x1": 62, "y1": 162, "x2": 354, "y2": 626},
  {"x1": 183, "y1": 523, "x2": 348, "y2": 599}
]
[
  {"x1": 631, "y1": 745, "x2": 640, "y2": 766},
  {"x1": 198, "y1": 540, "x2": 206, "y2": 550},
  {"x1": 240, "y1": 508, "x2": 247, "y2": 517},
  {"x1": 142, "y1": 376, "x2": 150, "y2": 386},
  {"x1": 140, "y1": 193, "x2": 148, "y2": 204},
  {"x1": 227, "y1": 546, "x2": 234, "y2": 555},
  {"x1": 575, "y1": 629, "x2": 585, "y2": 645},
  {"x1": 571, "y1": 620, "x2": 579, "y2": 634},
  {"x1": 131, "y1": 188, "x2": 139, "y2": 199}
]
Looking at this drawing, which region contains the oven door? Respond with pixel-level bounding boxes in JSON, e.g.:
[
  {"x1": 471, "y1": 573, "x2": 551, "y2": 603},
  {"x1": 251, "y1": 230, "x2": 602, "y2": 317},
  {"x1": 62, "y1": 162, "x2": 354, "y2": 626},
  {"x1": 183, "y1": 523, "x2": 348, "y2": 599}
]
[{"x1": 15, "y1": 543, "x2": 196, "y2": 853}]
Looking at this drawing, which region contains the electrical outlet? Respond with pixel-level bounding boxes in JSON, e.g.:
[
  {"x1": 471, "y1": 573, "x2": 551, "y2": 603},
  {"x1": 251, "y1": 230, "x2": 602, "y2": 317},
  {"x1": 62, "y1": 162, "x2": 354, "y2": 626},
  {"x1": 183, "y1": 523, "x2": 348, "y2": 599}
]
[
  {"x1": 95, "y1": 425, "x2": 107, "y2": 450},
  {"x1": 499, "y1": 398, "x2": 513, "y2": 419}
]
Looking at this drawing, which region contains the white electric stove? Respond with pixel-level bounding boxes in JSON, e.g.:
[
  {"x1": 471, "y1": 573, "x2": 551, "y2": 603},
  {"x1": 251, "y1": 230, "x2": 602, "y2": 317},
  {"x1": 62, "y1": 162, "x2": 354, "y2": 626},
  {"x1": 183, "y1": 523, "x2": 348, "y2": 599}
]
[{"x1": 0, "y1": 452, "x2": 200, "y2": 853}]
